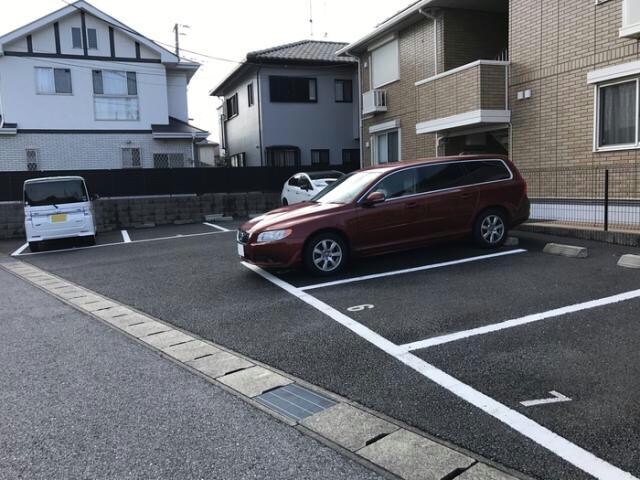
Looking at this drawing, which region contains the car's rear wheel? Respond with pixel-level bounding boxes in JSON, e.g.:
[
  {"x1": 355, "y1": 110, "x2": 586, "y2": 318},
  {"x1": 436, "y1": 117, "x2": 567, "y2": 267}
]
[
  {"x1": 473, "y1": 209, "x2": 508, "y2": 248},
  {"x1": 303, "y1": 232, "x2": 348, "y2": 276},
  {"x1": 282, "y1": 198, "x2": 288, "y2": 206},
  {"x1": 28, "y1": 241, "x2": 41, "y2": 253}
]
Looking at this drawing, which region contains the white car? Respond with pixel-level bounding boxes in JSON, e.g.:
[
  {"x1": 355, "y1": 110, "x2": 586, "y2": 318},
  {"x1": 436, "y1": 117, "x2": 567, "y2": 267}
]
[
  {"x1": 281, "y1": 171, "x2": 344, "y2": 206},
  {"x1": 24, "y1": 176, "x2": 97, "y2": 252}
]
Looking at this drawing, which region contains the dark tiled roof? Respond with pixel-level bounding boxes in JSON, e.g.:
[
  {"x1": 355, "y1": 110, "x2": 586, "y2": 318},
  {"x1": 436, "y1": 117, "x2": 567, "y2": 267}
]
[
  {"x1": 247, "y1": 40, "x2": 355, "y2": 64},
  {"x1": 152, "y1": 117, "x2": 208, "y2": 136}
]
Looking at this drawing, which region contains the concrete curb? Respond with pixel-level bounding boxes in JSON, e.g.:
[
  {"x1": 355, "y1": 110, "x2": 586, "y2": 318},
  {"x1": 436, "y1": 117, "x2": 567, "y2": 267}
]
[
  {"x1": 618, "y1": 254, "x2": 640, "y2": 269},
  {"x1": 517, "y1": 223, "x2": 640, "y2": 247},
  {"x1": 0, "y1": 259, "x2": 525, "y2": 480},
  {"x1": 543, "y1": 243, "x2": 588, "y2": 258}
]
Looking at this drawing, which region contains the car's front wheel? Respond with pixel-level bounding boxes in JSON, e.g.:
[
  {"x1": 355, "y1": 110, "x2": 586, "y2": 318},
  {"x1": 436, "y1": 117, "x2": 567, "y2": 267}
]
[
  {"x1": 473, "y1": 209, "x2": 508, "y2": 248},
  {"x1": 282, "y1": 198, "x2": 288, "y2": 206},
  {"x1": 303, "y1": 232, "x2": 348, "y2": 276}
]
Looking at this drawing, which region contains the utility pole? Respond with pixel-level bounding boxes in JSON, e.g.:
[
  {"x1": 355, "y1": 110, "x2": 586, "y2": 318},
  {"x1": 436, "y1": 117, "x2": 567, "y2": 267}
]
[
  {"x1": 173, "y1": 24, "x2": 190, "y2": 58},
  {"x1": 309, "y1": 0, "x2": 314, "y2": 38}
]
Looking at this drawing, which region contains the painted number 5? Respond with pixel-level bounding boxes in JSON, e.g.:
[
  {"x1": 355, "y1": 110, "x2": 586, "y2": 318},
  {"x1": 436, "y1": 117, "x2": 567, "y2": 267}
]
[{"x1": 347, "y1": 304, "x2": 374, "y2": 313}]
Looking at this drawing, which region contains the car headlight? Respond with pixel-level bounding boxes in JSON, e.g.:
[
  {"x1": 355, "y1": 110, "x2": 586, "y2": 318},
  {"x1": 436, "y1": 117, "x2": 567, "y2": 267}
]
[{"x1": 257, "y1": 229, "x2": 292, "y2": 243}]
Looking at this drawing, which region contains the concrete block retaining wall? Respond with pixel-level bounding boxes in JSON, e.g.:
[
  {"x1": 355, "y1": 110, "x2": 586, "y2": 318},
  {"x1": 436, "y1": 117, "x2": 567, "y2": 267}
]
[{"x1": 0, "y1": 192, "x2": 281, "y2": 239}]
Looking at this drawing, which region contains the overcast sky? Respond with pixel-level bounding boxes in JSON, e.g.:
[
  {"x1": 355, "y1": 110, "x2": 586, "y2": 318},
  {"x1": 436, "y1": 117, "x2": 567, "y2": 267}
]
[{"x1": 0, "y1": 0, "x2": 410, "y2": 141}]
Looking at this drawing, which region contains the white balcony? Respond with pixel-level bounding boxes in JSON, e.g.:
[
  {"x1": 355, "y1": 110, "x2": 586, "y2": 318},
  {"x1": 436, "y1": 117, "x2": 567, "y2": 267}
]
[{"x1": 362, "y1": 90, "x2": 387, "y2": 115}]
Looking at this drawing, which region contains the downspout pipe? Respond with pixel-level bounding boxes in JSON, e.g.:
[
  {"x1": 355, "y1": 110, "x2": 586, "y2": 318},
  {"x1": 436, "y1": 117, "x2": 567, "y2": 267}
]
[{"x1": 419, "y1": 8, "x2": 439, "y2": 76}]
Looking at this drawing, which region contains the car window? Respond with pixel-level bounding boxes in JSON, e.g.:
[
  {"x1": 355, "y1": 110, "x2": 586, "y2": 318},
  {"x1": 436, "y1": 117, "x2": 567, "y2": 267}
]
[
  {"x1": 288, "y1": 176, "x2": 299, "y2": 187},
  {"x1": 307, "y1": 171, "x2": 344, "y2": 180},
  {"x1": 416, "y1": 163, "x2": 467, "y2": 193},
  {"x1": 24, "y1": 180, "x2": 88, "y2": 206},
  {"x1": 299, "y1": 176, "x2": 312, "y2": 190},
  {"x1": 462, "y1": 160, "x2": 511, "y2": 184},
  {"x1": 312, "y1": 171, "x2": 380, "y2": 204},
  {"x1": 373, "y1": 168, "x2": 418, "y2": 200}
]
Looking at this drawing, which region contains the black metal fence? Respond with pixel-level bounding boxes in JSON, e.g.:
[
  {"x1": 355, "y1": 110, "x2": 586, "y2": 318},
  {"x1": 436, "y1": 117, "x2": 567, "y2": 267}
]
[
  {"x1": 0, "y1": 165, "x2": 359, "y2": 202},
  {"x1": 521, "y1": 166, "x2": 640, "y2": 232}
]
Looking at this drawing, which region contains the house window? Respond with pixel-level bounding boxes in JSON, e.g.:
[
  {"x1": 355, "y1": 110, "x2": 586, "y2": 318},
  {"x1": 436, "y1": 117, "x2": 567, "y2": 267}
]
[
  {"x1": 35, "y1": 67, "x2": 72, "y2": 94},
  {"x1": 247, "y1": 83, "x2": 254, "y2": 107},
  {"x1": 226, "y1": 93, "x2": 239, "y2": 119},
  {"x1": 342, "y1": 149, "x2": 360, "y2": 166},
  {"x1": 26, "y1": 149, "x2": 39, "y2": 171},
  {"x1": 122, "y1": 148, "x2": 141, "y2": 168},
  {"x1": 371, "y1": 39, "x2": 399, "y2": 88},
  {"x1": 311, "y1": 149, "x2": 330, "y2": 165},
  {"x1": 621, "y1": 0, "x2": 640, "y2": 37},
  {"x1": 335, "y1": 79, "x2": 353, "y2": 102},
  {"x1": 87, "y1": 28, "x2": 98, "y2": 49},
  {"x1": 269, "y1": 76, "x2": 317, "y2": 103},
  {"x1": 92, "y1": 70, "x2": 139, "y2": 121},
  {"x1": 153, "y1": 153, "x2": 185, "y2": 168},
  {"x1": 597, "y1": 79, "x2": 638, "y2": 149},
  {"x1": 229, "y1": 153, "x2": 246, "y2": 167},
  {"x1": 265, "y1": 147, "x2": 301, "y2": 167},
  {"x1": 72, "y1": 27, "x2": 82, "y2": 48},
  {"x1": 373, "y1": 130, "x2": 400, "y2": 164}
]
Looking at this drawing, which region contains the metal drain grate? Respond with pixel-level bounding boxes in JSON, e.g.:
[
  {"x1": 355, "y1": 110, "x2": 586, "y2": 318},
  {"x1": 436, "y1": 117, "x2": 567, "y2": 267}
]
[{"x1": 255, "y1": 384, "x2": 336, "y2": 422}]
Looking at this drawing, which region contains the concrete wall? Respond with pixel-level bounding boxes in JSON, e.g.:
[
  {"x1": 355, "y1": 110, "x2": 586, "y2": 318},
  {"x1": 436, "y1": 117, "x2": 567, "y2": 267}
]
[
  {"x1": 509, "y1": 0, "x2": 640, "y2": 174},
  {"x1": 0, "y1": 192, "x2": 280, "y2": 239},
  {"x1": 0, "y1": 133, "x2": 194, "y2": 170}
]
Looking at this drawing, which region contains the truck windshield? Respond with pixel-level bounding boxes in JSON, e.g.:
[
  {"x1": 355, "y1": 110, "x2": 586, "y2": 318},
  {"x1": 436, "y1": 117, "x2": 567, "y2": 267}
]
[
  {"x1": 311, "y1": 171, "x2": 380, "y2": 204},
  {"x1": 24, "y1": 180, "x2": 89, "y2": 207}
]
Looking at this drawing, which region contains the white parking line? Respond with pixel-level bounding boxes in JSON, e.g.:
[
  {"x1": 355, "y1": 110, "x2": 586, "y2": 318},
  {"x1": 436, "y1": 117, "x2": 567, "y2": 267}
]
[
  {"x1": 203, "y1": 222, "x2": 231, "y2": 232},
  {"x1": 299, "y1": 249, "x2": 527, "y2": 291},
  {"x1": 243, "y1": 261, "x2": 638, "y2": 480},
  {"x1": 11, "y1": 242, "x2": 29, "y2": 257},
  {"x1": 399, "y1": 288, "x2": 640, "y2": 352},
  {"x1": 121, "y1": 230, "x2": 131, "y2": 243},
  {"x1": 15, "y1": 229, "x2": 234, "y2": 257}
]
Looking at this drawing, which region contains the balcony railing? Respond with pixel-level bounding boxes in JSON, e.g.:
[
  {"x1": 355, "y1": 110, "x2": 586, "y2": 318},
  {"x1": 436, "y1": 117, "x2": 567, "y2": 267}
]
[
  {"x1": 362, "y1": 90, "x2": 387, "y2": 115},
  {"x1": 415, "y1": 60, "x2": 510, "y2": 134}
]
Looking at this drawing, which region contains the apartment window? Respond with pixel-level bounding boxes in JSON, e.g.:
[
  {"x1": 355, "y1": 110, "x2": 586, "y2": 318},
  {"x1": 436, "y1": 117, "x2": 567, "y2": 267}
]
[
  {"x1": 597, "y1": 79, "x2": 638, "y2": 149},
  {"x1": 229, "y1": 153, "x2": 246, "y2": 167},
  {"x1": 26, "y1": 149, "x2": 39, "y2": 171},
  {"x1": 335, "y1": 79, "x2": 353, "y2": 102},
  {"x1": 93, "y1": 70, "x2": 139, "y2": 121},
  {"x1": 72, "y1": 27, "x2": 82, "y2": 48},
  {"x1": 35, "y1": 67, "x2": 72, "y2": 94},
  {"x1": 247, "y1": 83, "x2": 254, "y2": 107},
  {"x1": 226, "y1": 93, "x2": 239, "y2": 119},
  {"x1": 87, "y1": 28, "x2": 98, "y2": 49},
  {"x1": 269, "y1": 76, "x2": 317, "y2": 103},
  {"x1": 621, "y1": 0, "x2": 640, "y2": 37},
  {"x1": 122, "y1": 148, "x2": 141, "y2": 168},
  {"x1": 342, "y1": 149, "x2": 360, "y2": 166},
  {"x1": 265, "y1": 147, "x2": 301, "y2": 167},
  {"x1": 371, "y1": 39, "x2": 399, "y2": 88},
  {"x1": 373, "y1": 130, "x2": 400, "y2": 164},
  {"x1": 153, "y1": 153, "x2": 185, "y2": 168},
  {"x1": 311, "y1": 149, "x2": 330, "y2": 165}
]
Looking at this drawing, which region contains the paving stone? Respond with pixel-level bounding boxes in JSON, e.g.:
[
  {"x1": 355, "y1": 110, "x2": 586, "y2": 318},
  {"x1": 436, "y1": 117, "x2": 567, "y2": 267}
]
[
  {"x1": 141, "y1": 330, "x2": 193, "y2": 349},
  {"x1": 218, "y1": 366, "x2": 292, "y2": 398},
  {"x1": 82, "y1": 300, "x2": 118, "y2": 313},
  {"x1": 93, "y1": 306, "x2": 133, "y2": 320},
  {"x1": 67, "y1": 294, "x2": 105, "y2": 307},
  {"x1": 302, "y1": 404, "x2": 398, "y2": 451},
  {"x1": 107, "y1": 312, "x2": 150, "y2": 329},
  {"x1": 124, "y1": 321, "x2": 171, "y2": 338},
  {"x1": 456, "y1": 463, "x2": 518, "y2": 480},
  {"x1": 618, "y1": 254, "x2": 640, "y2": 269},
  {"x1": 56, "y1": 288, "x2": 88, "y2": 300},
  {"x1": 39, "y1": 281, "x2": 71, "y2": 291},
  {"x1": 187, "y1": 351, "x2": 253, "y2": 379},
  {"x1": 358, "y1": 429, "x2": 474, "y2": 480},
  {"x1": 543, "y1": 243, "x2": 588, "y2": 258},
  {"x1": 162, "y1": 340, "x2": 221, "y2": 362}
]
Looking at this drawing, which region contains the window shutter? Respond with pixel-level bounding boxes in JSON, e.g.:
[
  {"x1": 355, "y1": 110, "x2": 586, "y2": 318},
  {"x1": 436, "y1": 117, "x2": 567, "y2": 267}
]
[
  {"x1": 127, "y1": 72, "x2": 137, "y2": 95},
  {"x1": 92, "y1": 70, "x2": 103, "y2": 94}
]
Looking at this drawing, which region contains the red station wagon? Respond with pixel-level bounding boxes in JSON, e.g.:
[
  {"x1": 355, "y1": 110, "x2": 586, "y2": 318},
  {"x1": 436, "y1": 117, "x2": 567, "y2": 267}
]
[{"x1": 237, "y1": 155, "x2": 530, "y2": 276}]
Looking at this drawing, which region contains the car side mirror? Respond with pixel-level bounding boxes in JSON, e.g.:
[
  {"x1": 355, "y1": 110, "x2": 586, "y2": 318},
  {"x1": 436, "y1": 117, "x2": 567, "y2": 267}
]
[{"x1": 362, "y1": 191, "x2": 385, "y2": 206}]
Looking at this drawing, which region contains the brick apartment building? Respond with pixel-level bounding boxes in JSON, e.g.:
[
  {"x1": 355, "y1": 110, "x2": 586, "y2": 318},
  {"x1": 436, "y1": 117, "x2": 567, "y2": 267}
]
[{"x1": 340, "y1": 0, "x2": 639, "y2": 200}]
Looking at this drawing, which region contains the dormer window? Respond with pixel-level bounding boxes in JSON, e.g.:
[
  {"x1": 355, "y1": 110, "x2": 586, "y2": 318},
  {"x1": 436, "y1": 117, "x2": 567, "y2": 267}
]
[{"x1": 71, "y1": 27, "x2": 98, "y2": 49}]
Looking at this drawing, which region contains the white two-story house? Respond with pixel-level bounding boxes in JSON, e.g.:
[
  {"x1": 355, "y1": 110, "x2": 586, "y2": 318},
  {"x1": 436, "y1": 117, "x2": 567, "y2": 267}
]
[{"x1": 0, "y1": 0, "x2": 208, "y2": 171}]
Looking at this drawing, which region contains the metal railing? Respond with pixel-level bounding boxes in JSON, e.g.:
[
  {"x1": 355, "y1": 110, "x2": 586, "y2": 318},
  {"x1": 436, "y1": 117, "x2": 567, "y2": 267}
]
[{"x1": 520, "y1": 166, "x2": 640, "y2": 232}]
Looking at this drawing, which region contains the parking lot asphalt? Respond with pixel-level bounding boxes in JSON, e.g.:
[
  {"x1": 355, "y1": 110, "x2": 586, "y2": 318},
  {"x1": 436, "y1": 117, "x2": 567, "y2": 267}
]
[
  {"x1": 0, "y1": 267, "x2": 382, "y2": 480},
  {"x1": 4, "y1": 223, "x2": 639, "y2": 480}
]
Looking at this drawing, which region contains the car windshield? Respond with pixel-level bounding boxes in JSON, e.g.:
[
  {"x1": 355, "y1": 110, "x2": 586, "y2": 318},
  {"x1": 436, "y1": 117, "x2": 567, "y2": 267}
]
[
  {"x1": 311, "y1": 171, "x2": 380, "y2": 204},
  {"x1": 307, "y1": 171, "x2": 344, "y2": 180},
  {"x1": 24, "y1": 180, "x2": 88, "y2": 207}
]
